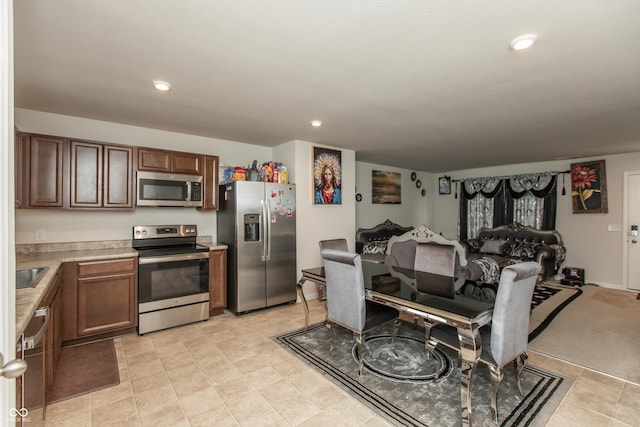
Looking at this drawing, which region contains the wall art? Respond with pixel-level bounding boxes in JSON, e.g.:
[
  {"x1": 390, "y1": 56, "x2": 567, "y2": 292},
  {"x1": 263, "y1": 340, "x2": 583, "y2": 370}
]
[
  {"x1": 372, "y1": 170, "x2": 401, "y2": 204},
  {"x1": 313, "y1": 147, "x2": 342, "y2": 204},
  {"x1": 570, "y1": 159, "x2": 608, "y2": 214}
]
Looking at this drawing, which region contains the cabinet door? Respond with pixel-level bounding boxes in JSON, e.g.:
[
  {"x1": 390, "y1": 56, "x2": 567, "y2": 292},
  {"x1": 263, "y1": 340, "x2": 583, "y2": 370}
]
[
  {"x1": 70, "y1": 140, "x2": 102, "y2": 208},
  {"x1": 77, "y1": 272, "x2": 137, "y2": 336},
  {"x1": 172, "y1": 152, "x2": 204, "y2": 175},
  {"x1": 15, "y1": 130, "x2": 27, "y2": 209},
  {"x1": 104, "y1": 144, "x2": 134, "y2": 208},
  {"x1": 137, "y1": 147, "x2": 171, "y2": 172},
  {"x1": 209, "y1": 249, "x2": 227, "y2": 311},
  {"x1": 28, "y1": 135, "x2": 66, "y2": 207},
  {"x1": 202, "y1": 155, "x2": 219, "y2": 210}
]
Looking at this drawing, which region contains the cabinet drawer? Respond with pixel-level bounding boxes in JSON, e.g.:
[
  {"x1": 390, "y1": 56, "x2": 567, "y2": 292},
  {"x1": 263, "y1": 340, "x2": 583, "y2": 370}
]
[{"x1": 78, "y1": 258, "x2": 136, "y2": 277}]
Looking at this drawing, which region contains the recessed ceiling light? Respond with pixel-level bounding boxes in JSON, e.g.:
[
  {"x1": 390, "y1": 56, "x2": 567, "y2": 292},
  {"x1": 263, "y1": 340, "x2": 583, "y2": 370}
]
[
  {"x1": 510, "y1": 34, "x2": 538, "y2": 51},
  {"x1": 310, "y1": 120, "x2": 322, "y2": 127},
  {"x1": 153, "y1": 80, "x2": 171, "y2": 91}
]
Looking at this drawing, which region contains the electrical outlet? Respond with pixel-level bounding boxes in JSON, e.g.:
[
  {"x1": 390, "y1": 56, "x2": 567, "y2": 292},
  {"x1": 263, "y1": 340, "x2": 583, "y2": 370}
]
[
  {"x1": 607, "y1": 224, "x2": 622, "y2": 232},
  {"x1": 35, "y1": 230, "x2": 46, "y2": 241}
]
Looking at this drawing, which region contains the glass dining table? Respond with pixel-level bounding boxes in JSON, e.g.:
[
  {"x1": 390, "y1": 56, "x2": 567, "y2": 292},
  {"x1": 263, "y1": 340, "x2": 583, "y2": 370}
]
[{"x1": 296, "y1": 261, "x2": 494, "y2": 427}]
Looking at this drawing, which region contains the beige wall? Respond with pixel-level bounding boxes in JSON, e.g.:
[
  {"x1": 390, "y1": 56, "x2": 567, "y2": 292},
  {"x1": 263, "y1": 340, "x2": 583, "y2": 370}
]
[
  {"x1": 355, "y1": 162, "x2": 433, "y2": 230},
  {"x1": 432, "y1": 153, "x2": 640, "y2": 289},
  {"x1": 14, "y1": 108, "x2": 272, "y2": 243},
  {"x1": 16, "y1": 108, "x2": 638, "y2": 290}
]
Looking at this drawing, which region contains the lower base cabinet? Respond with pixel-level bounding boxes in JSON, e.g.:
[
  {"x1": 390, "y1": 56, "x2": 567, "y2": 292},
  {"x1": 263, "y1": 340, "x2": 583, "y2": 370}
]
[
  {"x1": 63, "y1": 257, "x2": 137, "y2": 342},
  {"x1": 209, "y1": 249, "x2": 227, "y2": 314}
]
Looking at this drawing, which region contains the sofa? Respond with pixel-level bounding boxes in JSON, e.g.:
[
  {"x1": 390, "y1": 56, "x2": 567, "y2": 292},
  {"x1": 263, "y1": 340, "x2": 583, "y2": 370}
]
[
  {"x1": 460, "y1": 223, "x2": 566, "y2": 285},
  {"x1": 355, "y1": 219, "x2": 413, "y2": 262}
]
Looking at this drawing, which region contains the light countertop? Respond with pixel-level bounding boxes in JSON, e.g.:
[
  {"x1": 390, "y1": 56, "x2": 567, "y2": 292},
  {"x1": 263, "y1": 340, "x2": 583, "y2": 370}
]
[{"x1": 15, "y1": 243, "x2": 227, "y2": 338}]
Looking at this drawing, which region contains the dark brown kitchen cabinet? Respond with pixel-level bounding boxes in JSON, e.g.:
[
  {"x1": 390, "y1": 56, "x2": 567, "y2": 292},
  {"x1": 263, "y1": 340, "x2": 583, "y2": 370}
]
[
  {"x1": 18, "y1": 133, "x2": 67, "y2": 208},
  {"x1": 209, "y1": 249, "x2": 227, "y2": 315},
  {"x1": 201, "y1": 155, "x2": 219, "y2": 210},
  {"x1": 62, "y1": 257, "x2": 137, "y2": 341},
  {"x1": 43, "y1": 267, "x2": 63, "y2": 396},
  {"x1": 137, "y1": 147, "x2": 204, "y2": 175},
  {"x1": 70, "y1": 140, "x2": 134, "y2": 209}
]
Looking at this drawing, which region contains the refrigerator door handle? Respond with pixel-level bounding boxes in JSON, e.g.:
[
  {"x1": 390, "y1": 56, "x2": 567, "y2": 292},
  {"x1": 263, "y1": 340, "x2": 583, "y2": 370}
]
[
  {"x1": 265, "y1": 198, "x2": 272, "y2": 261},
  {"x1": 261, "y1": 199, "x2": 267, "y2": 261}
]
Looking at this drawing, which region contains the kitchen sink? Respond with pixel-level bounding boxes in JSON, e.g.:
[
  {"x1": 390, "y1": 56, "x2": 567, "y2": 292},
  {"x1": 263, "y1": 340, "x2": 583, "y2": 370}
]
[{"x1": 16, "y1": 267, "x2": 48, "y2": 289}]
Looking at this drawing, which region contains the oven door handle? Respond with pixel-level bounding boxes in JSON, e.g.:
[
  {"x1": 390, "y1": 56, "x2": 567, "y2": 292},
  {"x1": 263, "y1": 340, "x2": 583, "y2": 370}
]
[{"x1": 138, "y1": 252, "x2": 210, "y2": 265}]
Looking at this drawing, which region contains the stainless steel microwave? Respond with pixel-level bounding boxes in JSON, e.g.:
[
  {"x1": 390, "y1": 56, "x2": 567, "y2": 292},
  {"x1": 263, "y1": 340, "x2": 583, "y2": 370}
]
[{"x1": 136, "y1": 171, "x2": 203, "y2": 207}]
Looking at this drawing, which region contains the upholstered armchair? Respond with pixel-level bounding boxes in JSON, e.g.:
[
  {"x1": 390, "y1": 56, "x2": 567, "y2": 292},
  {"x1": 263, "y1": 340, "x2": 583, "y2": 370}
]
[
  {"x1": 428, "y1": 262, "x2": 541, "y2": 422},
  {"x1": 320, "y1": 249, "x2": 401, "y2": 375}
]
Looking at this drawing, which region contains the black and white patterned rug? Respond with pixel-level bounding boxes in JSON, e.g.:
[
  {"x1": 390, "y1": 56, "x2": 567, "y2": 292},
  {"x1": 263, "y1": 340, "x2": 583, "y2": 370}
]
[{"x1": 275, "y1": 321, "x2": 571, "y2": 427}]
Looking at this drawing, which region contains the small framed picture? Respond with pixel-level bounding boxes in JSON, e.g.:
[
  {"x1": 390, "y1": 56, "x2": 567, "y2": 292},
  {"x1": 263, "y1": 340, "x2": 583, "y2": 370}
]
[{"x1": 438, "y1": 176, "x2": 451, "y2": 195}]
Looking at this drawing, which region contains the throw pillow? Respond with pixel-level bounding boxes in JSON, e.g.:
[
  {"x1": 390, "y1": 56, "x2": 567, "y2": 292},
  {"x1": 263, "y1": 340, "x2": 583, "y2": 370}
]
[
  {"x1": 508, "y1": 242, "x2": 539, "y2": 259},
  {"x1": 362, "y1": 241, "x2": 387, "y2": 255},
  {"x1": 479, "y1": 239, "x2": 509, "y2": 255}
]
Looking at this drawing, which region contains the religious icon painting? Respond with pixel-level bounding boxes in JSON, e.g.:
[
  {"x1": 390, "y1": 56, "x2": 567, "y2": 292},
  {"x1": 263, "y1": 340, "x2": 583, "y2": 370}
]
[{"x1": 313, "y1": 147, "x2": 342, "y2": 205}]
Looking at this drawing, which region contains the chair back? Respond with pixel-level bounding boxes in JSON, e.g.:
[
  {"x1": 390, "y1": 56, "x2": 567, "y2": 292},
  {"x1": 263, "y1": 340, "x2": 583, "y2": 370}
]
[
  {"x1": 387, "y1": 239, "x2": 418, "y2": 269},
  {"x1": 319, "y1": 239, "x2": 348, "y2": 252},
  {"x1": 414, "y1": 243, "x2": 457, "y2": 276},
  {"x1": 490, "y1": 262, "x2": 541, "y2": 366},
  {"x1": 321, "y1": 249, "x2": 366, "y2": 333}
]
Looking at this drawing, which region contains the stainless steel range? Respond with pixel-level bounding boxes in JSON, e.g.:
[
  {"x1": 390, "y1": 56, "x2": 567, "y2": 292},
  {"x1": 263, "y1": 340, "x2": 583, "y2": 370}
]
[{"x1": 133, "y1": 224, "x2": 210, "y2": 334}]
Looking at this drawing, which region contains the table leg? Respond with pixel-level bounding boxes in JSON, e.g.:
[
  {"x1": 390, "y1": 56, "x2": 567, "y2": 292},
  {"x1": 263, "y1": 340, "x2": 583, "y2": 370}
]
[
  {"x1": 296, "y1": 278, "x2": 310, "y2": 332},
  {"x1": 457, "y1": 327, "x2": 482, "y2": 427}
]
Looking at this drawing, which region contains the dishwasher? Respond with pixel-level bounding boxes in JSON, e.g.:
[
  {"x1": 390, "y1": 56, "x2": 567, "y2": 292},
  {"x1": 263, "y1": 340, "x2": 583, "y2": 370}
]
[{"x1": 17, "y1": 306, "x2": 49, "y2": 423}]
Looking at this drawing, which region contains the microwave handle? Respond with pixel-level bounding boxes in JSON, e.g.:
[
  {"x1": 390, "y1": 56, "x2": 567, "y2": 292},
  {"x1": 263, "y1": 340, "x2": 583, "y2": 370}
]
[{"x1": 186, "y1": 181, "x2": 192, "y2": 201}]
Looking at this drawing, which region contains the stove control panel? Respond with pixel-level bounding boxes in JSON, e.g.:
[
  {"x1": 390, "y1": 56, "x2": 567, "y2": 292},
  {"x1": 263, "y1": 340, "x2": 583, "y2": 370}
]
[{"x1": 133, "y1": 225, "x2": 198, "y2": 239}]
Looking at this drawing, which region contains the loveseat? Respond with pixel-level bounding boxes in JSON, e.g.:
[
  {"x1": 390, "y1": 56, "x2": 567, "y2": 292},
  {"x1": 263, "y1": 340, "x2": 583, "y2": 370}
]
[{"x1": 461, "y1": 223, "x2": 566, "y2": 284}]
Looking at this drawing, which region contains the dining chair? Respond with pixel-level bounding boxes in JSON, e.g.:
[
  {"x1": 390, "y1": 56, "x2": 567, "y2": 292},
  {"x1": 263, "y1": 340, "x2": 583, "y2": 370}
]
[
  {"x1": 318, "y1": 238, "x2": 348, "y2": 252},
  {"x1": 428, "y1": 261, "x2": 542, "y2": 422},
  {"x1": 320, "y1": 248, "x2": 401, "y2": 375},
  {"x1": 414, "y1": 242, "x2": 458, "y2": 276},
  {"x1": 413, "y1": 243, "x2": 458, "y2": 361}
]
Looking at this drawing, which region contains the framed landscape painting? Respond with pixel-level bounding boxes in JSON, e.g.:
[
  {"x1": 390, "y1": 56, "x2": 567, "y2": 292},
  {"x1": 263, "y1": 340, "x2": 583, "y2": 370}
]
[
  {"x1": 570, "y1": 159, "x2": 608, "y2": 214},
  {"x1": 372, "y1": 170, "x2": 401, "y2": 204}
]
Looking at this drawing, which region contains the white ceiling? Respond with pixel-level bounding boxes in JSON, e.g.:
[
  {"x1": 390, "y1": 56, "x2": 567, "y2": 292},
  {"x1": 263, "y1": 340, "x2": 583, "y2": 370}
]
[{"x1": 12, "y1": 1, "x2": 640, "y2": 172}]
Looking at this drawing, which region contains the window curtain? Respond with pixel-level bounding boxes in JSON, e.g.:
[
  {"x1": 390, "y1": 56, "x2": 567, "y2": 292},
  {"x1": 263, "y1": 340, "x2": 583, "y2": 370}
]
[
  {"x1": 459, "y1": 173, "x2": 557, "y2": 239},
  {"x1": 459, "y1": 178, "x2": 504, "y2": 239}
]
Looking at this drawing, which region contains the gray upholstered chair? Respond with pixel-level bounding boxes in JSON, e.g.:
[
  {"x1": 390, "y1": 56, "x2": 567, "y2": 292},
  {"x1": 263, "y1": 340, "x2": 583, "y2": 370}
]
[
  {"x1": 385, "y1": 239, "x2": 418, "y2": 269},
  {"x1": 319, "y1": 238, "x2": 348, "y2": 252},
  {"x1": 321, "y1": 249, "x2": 401, "y2": 375},
  {"x1": 413, "y1": 243, "x2": 458, "y2": 360},
  {"x1": 414, "y1": 242, "x2": 457, "y2": 276},
  {"x1": 428, "y1": 262, "x2": 542, "y2": 422}
]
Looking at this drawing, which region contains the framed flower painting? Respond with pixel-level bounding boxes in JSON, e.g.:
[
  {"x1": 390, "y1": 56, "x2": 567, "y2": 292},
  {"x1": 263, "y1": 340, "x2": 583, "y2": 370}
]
[{"x1": 570, "y1": 159, "x2": 608, "y2": 214}]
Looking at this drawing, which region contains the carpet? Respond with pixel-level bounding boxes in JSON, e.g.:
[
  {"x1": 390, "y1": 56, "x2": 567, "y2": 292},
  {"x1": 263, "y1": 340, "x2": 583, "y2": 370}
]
[
  {"x1": 528, "y1": 284, "x2": 640, "y2": 384},
  {"x1": 460, "y1": 280, "x2": 582, "y2": 341},
  {"x1": 48, "y1": 339, "x2": 120, "y2": 404},
  {"x1": 275, "y1": 321, "x2": 571, "y2": 427},
  {"x1": 528, "y1": 282, "x2": 583, "y2": 341}
]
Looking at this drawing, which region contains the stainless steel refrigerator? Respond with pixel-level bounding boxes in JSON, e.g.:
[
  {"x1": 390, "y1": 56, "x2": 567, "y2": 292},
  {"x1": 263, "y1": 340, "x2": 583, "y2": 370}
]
[{"x1": 217, "y1": 181, "x2": 297, "y2": 314}]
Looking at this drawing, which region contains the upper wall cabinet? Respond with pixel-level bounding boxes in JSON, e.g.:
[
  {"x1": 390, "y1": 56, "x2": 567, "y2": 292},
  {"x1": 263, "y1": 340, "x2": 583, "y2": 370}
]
[
  {"x1": 70, "y1": 140, "x2": 134, "y2": 209},
  {"x1": 137, "y1": 147, "x2": 204, "y2": 175},
  {"x1": 16, "y1": 131, "x2": 135, "y2": 210},
  {"x1": 201, "y1": 155, "x2": 219, "y2": 210},
  {"x1": 16, "y1": 132, "x2": 67, "y2": 208}
]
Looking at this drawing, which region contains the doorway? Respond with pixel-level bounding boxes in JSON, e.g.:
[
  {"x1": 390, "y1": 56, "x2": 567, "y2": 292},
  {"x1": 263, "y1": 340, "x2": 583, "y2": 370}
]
[{"x1": 623, "y1": 171, "x2": 640, "y2": 291}]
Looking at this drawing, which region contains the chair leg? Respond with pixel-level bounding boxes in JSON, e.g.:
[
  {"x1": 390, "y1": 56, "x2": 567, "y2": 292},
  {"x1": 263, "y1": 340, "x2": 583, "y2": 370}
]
[
  {"x1": 326, "y1": 321, "x2": 335, "y2": 353},
  {"x1": 516, "y1": 352, "x2": 528, "y2": 396},
  {"x1": 355, "y1": 332, "x2": 364, "y2": 375},
  {"x1": 391, "y1": 319, "x2": 401, "y2": 345},
  {"x1": 487, "y1": 364, "x2": 504, "y2": 423}
]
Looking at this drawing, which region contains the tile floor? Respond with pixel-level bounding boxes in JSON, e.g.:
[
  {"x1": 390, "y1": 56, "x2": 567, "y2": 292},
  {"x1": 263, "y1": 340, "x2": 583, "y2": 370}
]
[{"x1": 37, "y1": 299, "x2": 639, "y2": 426}]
